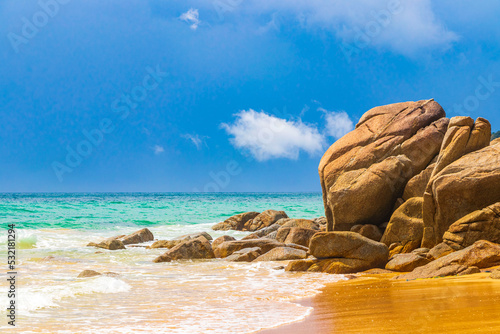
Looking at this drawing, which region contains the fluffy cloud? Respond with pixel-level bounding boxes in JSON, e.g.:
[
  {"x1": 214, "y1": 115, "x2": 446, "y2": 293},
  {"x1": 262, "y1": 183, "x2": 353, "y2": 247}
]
[
  {"x1": 221, "y1": 109, "x2": 325, "y2": 161},
  {"x1": 321, "y1": 108, "x2": 355, "y2": 139},
  {"x1": 180, "y1": 8, "x2": 200, "y2": 30}
]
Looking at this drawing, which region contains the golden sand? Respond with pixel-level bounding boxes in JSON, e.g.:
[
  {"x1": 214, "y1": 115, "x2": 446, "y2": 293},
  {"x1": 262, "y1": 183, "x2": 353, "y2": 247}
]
[{"x1": 260, "y1": 271, "x2": 500, "y2": 334}]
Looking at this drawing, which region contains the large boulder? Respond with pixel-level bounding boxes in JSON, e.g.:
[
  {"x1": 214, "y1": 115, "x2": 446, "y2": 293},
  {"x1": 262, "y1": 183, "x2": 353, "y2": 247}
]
[
  {"x1": 385, "y1": 253, "x2": 430, "y2": 272},
  {"x1": 395, "y1": 240, "x2": 500, "y2": 280},
  {"x1": 212, "y1": 212, "x2": 260, "y2": 231},
  {"x1": 149, "y1": 232, "x2": 213, "y2": 249},
  {"x1": 153, "y1": 236, "x2": 215, "y2": 262},
  {"x1": 280, "y1": 219, "x2": 320, "y2": 230},
  {"x1": 87, "y1": 238, "x2": 126, "y2": 250},
  {"x1": 381, "y1": 197, "x2": 424, "y2": 256},
  {"x1": 422, "y1": 137, "x2": 500, "y2": 248},
  {"x1": 287, "y1": 232, "x2": 389, "y2": 274},
  {"x1": 426, "y1": 242, "x2": 455, "y2": 261},
  {"x1": 319, "y1": 100, "x2": 448, "y2": 231},
  {"x1": 443, "y1": 202, "x2": 500, "y2": 250},
  {"x1": 243, "y1": 210, "x2": 288, "y2": 231},
  {"x1": 119, "y1": 228, "x2": 154, "y2": 245},
  {"x1": 214, "y1": 239, "x2": 283, "y2": 258},
  {"x1": 253, "y1": 247, "x2": 307, "y2": 261},
  {"x1": 402, "y1": 162, "x2": 436, "y2": 200},
  {"x1": 211, "y1": 235, "x2": 236, "y2": 250},
  {"x1": 275, "y1": 227, "x2": 318, "y2": 247},
  {"x1": 350, "y1": 224, "x2": 382, "y2": 242}
]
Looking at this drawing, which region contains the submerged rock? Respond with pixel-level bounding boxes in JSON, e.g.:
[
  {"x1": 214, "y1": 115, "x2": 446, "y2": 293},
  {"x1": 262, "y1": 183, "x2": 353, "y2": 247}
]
[
  {"x1": 87, "y1": 238, "x2": 126, "y2": 250},
  {"x1": 119, "y1": 228, "x2": 154, "y2": 245},
  {"x1": 211, "y1": 212, "x2": 260, "y2": 231},
  {"x1": 395, "y1": 240, "x2": 500, "y2": 280},
  {"x1": 153, "y1": 236, "x2": 215, "y2": 263},
  {"x1": 78, "y1": 270, "x2": 102, "y2": 278},
  {"x1": 253, "y1": 247, "x2": 307, "y2": 262}
]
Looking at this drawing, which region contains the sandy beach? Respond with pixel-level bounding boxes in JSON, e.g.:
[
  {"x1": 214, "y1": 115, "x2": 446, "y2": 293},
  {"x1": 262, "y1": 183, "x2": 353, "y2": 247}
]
[{"x1": 261, "y1": 269, "x2": 500, "y2": 334}]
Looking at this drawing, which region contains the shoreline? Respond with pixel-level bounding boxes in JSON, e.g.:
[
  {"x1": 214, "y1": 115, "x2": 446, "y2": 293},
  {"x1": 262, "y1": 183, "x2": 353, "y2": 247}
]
[{"x1": 260, "y1": 270, "x2": 500, "y2": 334}]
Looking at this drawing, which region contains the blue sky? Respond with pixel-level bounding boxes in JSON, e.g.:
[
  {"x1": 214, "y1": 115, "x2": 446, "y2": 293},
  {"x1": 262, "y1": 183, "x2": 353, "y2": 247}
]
[{"x1": 1, "y1": 0, "x2": 500, "y2": 192}]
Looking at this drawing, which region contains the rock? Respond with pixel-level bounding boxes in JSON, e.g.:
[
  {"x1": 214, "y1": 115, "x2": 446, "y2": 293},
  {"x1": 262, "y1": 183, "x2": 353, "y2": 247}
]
[
  {"x1": 275, "y1": 227, "x2": 318, "y2": 247},
  {"x1": 395, "y1": 240, "x2": 500, "y2": 280},
  {"x1": 214, "y1": 239, "x2": 283, "y2": 258},
  {"x1": 426, "y1": 242, "x2": 455, "y2": 261},
  {"x1": 119, "y1": 228, "x2": 154, "y2": 245},
  {"x1": 280, "y1": 219, "x2": 320, "y2": 230},
  {"x1": 411, "y1": 248, "x2": 430, "y2": 257},
  {"x1": 285, "y1": 243, "x2": 309, "y2": 252},
  {"x1": 212, "y1": 235, "x2": 236, "y2": 250},
  {"x1": 350, "y1": 224, "x2": 382, "y2": 242},
  {"x1": 403, "y1": 162, "x2": 436, "y2": 200},
  {"x1": 244, "y1": 210, "x2": 288, "y2": 231},
  {"x1": 78, "y1": 270, "x2": 102, "y2": 278},
  {"x1": 87, "y1": 238, "x2": 126, "y2": 250},
  {"x1": 313, "y1": 217, "x2": 327, "y2": 226},
  {"x1": 241, "y1": 224, "x2": 281, "y2": 240},
  {"x1": 381, "y1": 197, "x2": 424, "y2": 256},
  {"x1": 294, "y1": 232, "x2": 389, "y2": 274},
  {"x1": 385, "y1": 253, "x2": 430, "y2": 272},
  {"x1": 266, "y1": 231, "x2": 278, "y2": 240},
  {"x1": 212, "y1": 212, "x2": 260, "y2": 231},
  {"x1": 319, "y1": 100, "x2": 448, "y2": 231},
  {"x1": 150, "y1": 232, "x2": 213, "y2": 249},
  {"x1": 490, "y1": 269, "x2": 500, "y2": 279},
  {"x1": 443, "y1": 202, "x2": 500, "y2": 250},
  {"x1": 422, "y1": 137, "x2": 500, "y2": 248},
  {"x1": 225, "y1": 247, "x2": 262, "y2": 262},
  {"x1": 254, "y1": 247, "x2": 307, "y2": 261},
  {"x1": 153, "y1": 236, "x2": 215, "y2": 263},
  {"x1": 360, "y1": 268, "x2": 395, "y2": 275}
]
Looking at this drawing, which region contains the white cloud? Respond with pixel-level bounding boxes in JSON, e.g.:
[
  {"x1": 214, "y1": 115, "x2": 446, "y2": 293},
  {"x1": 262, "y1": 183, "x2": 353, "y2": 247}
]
[
  {"x1": 247, "y1": 0, "x2": 459, "y2": 56},
  {"x1": 182, "y1": 133, "x2": 204, "y2": 150},
  {"x1": 221, "y1": 109, "x2": 325, "y2": 161},
  {"x1": 180, "y1": 8, "x2": 200, "y2": 30},
  {"x1": 321, "y1": 108, "x2": 354, "y2": 139},
  {"x1": 153, "y1": 145, "x2": 165, "y2": 155}
]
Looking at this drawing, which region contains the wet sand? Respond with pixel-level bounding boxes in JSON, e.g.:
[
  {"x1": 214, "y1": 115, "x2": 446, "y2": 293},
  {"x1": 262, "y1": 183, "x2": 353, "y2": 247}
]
[{"x1": 260, "y1": 270, "x2": 500, "y2": 334}]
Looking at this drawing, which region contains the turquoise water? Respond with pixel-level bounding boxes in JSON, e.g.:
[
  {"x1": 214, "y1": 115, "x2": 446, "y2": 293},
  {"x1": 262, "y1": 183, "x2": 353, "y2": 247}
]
[{"x1": 0, "y1": 192, "x2": 325, "y2": 230}]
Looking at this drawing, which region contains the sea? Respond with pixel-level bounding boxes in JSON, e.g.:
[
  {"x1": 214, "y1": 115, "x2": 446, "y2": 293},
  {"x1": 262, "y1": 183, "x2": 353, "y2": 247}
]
[{"x1": 0, "y1": 193, "x2": 346, "y2": 333}]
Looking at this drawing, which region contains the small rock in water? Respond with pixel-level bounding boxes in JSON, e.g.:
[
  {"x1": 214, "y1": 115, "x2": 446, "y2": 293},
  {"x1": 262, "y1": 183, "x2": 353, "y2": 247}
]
[{"x1": 78, "y1": 270, "x2": 102, "y2": 278}]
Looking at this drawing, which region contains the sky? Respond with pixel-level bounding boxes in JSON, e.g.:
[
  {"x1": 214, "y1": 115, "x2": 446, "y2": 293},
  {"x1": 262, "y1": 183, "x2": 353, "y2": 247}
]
[{"x1": 1, "y1": 0, "x2": 500, "y2": 192}]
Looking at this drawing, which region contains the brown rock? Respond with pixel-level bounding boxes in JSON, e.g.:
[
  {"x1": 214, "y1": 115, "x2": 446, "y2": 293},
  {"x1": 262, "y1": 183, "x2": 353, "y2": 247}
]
[
  {"x1": 319, "y1": 100, "x2": 448, "y2": 231},
  {"x1": 426, "y1": 242, "x2": 455, "y2": 261},
  {"x1": 280, "y1": 219, "x2": 320, "y2": 230},
  {"x1": 225, "y1": 247, "x2": 262, "y2": 262},
  {"x1": 490, "y1": 269, "x2": 500, "y2": 279},
  {"x1": 214, "y1": 239, "x2": 283, "y2": 258},
  {"x1": 307, "y1": 232, "x2": 389, "y2": 272},
  {"x1": 396, "y1": 240, "x2": 500, "y2": 280},
  {"x1": 422, "y1": 137, "x2": 500, "y2": 248},
  {"x1": 350, "y1": 224, "x2": 382, "y2": 242},
  {"x1": 253, "y1": 247, "x2": 307, "y2": 261},
  {"x1": 119, "y1": 228, "x2": 154, "y2": 245},
  {"x1": 443, "y1": 202, "x2": 500, "y2": 250},
  {"x1": 275, "y1": 227, "x2": 318, "y2": 247},
  {"x1": 241, "y1": 224, "x2": 281, "y2": 240},
  {"x1": 244, "y1": 210, "x2": 288, "y2": 231},
  {"x1": 212, "y1": 212, "x2": 260, "y2": 231},
  {"x1": 381, "y1": 197, "x2": 424, "y2": 256},
  {"x1": 403, "y1": 162, "x2": 436, "y2": 200},
  {"x1": 385, "y1": 253, "x2": 430, "y2": 272},
  {"x1": 87, "y1": 238, "x2": 126, "y2": 250},
  {"x1": 212, "y1": 235, "x2": 236, "y2": 250},
  {"x1": 150, "y1": 232, "x2": 212, "y2": 249},
  {"x1": 153, "y1": 236, "x2": 215, "y2": 263},
  {"x1": 78, "y1": 270, "x2": 102, "y2": 278},
  {"x1": 286, "y1": 257, "x2": 386, "y2": 274}
]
